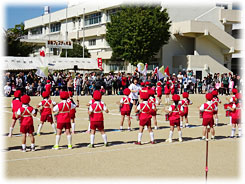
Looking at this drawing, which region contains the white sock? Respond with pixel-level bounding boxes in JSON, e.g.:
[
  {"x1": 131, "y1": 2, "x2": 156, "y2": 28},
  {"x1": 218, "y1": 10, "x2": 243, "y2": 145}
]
[
  {"x1": 51, "y1": 123, "x2": 57, "y2": 134},
  {"x1": 231, "y1": 128, "x2": 236, "y2": 137},
  {"x1": 180, "y1": 121, "x2": 183, "y2": 127},
  {"x1": 230, "y1": 117, "x2": 232, "y2": 125},
  {"x1": 31, "y1": 144, "x2": 35, "y2": 148},
  {"x1": 37, "y1": 124, "x2": 43, "y2": 134},
  {"x1": 67, "y1": 135, "x2": 72, "y2": 145},
  {"x1": 120, "y1": 126, "x2": 123, "y2": 130},
  {"x1": 138, "y1": 132, "x2": 143, "y2": 142},
  {"x1": 72, "y1": 123, "x2": 75, "y2": 132},
  {"x1": 128, "y1": 127, "x2": 131, "y2": 130},
  {"x1": 9, "y1": 127, "x2": 14, "y2": 135},
  {"x1": 22, "y1": 144, "x2": 26, "y2": 150},
  {"x1": 90, "y1": 134, "x2": 95, "y2": 144},
  {"x1": 102, "y1": 134, "x2": 107, "y2": 144},
  {"x1": 55, "y1": 135, "x2": 61, "y2": 145},
  {"x1": 169, "y1": 130, "x2": 173, "y2": 139},
  {"x1": 215, "y1": 118, "x2": 218, "y2": 125},
  {"x1": 186, "y1": 123, "x2": 189, "y2": 126},
  {"x1": 178, "y1": 131, "x2": 182, "y2": 138},
  {"x1": 87, "y1": 123, "x2": 91, "y2": 131},
  {"x1": 149, "y1": 132, "x2": 154, "y2": 141},
  {"x1": 238, "y1": 128, "x2": 242, "y2": 136}
]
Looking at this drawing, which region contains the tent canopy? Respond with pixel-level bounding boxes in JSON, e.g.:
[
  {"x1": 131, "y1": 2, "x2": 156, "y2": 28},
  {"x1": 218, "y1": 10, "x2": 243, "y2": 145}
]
[{"x1": 3, "y1": 56, "x2": 100, "y2": 71}]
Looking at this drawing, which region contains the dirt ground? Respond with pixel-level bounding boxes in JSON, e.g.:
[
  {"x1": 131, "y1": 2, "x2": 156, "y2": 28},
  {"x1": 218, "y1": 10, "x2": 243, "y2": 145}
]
[{"x1": 2, "y1": 94, "x2": 242, "y2": 181}]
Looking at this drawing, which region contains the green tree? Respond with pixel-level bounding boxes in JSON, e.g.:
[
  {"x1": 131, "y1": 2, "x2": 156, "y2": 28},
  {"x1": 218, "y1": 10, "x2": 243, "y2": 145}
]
[
  {"x1": 106, "y1": 5, "x2": 171, "y2": 66},
  {"x1": 60, "y1": 43, "x2": 91, "y2": 58},
  {"x1": 6, "y1": 23, "x2": 36, "y2": 56}
]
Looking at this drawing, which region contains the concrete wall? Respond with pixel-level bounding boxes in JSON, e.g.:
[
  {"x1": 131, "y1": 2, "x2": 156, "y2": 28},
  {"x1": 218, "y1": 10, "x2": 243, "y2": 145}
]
[
  {"x1": 195, "y1": 36, "x2": 224, "y2": 65},
  {"x1": 161, "y1": 34, "x2": 195, "y2": 73}
]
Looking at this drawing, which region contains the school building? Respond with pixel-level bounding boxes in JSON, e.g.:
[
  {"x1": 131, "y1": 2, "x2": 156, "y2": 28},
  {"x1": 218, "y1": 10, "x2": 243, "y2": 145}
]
[{"x1": 21, "y1": 0, "x2": 243, "y2": 78}]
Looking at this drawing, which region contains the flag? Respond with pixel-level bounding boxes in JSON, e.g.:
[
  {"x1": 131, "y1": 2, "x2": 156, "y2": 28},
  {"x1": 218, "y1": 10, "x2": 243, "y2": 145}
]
[
  {"x1": 142, "y1": 63, "x2": 148, "y2": 76},
  {"x1": 97, "y1": 58, "x2": 103, "y2": 70},
  {"x1": 164, "y1": 66, "x2": 170, "y2": 77},
  {"x1": 40, "y1": 50, "x2": 45, "y2": 57},
  {"x1": 137, "y1": 62, "x2": 144, "y2": 73},
  {"x1": 36, "y1": 66, "x2": 48, "y2": 78},
  {"x1": 154, "y1": 67, "x2": 158, "y2": 74},
  {"x1": 158, "y1": 66, "x2": 165, "y2": 79}
]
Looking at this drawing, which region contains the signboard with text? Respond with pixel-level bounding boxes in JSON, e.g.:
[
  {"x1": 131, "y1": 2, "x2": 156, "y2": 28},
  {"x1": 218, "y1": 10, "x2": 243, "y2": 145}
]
[
  {"x1": 97, "y1": 58, "x2": 103, "y2": 70},
  {"x1": 46, "y1": 40, "x2": 73, "y2": 49}
]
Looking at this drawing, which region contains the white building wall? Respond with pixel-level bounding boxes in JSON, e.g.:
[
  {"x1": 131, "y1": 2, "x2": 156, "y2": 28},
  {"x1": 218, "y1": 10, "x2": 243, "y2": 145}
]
[{"x1": 195, "y1": 36, "x2": 224, "y2": 65}]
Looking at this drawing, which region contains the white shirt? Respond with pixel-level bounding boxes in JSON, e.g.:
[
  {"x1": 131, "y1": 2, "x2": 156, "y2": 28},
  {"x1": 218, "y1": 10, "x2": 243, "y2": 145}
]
[
  {"x1": 168, "y1": 103, "x2": 184, "y2": 112},
  {"x1": 137, "y1": 101, "x2": 155, "y2": 110},
  {"x1": 53, "y1": 100, "x2": 76, "y2": 112},
  {"x1": 89, "y1": 101, "x2": 107, "y2": 112},
  {"x1": 129, "y1": 83, "x2": 141, "y2": 100},
  {"x1": 16, "y1": 104, "x2": 36, "y2": 115},
  {"x1": 200, "y1": 101, "x2": 218, "y2": 111}
]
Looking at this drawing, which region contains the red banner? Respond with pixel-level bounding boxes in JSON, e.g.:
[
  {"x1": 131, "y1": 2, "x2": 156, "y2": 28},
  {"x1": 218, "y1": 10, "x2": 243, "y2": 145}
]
[{"x1": 97, "y1": 58, "x2": 103, "y2": 70}]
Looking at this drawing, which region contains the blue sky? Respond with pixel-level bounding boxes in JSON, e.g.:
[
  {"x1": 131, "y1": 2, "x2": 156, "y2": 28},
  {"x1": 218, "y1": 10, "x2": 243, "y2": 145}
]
[{"x1": 5, "y1": 3, "x2": 68, "y2": 29}]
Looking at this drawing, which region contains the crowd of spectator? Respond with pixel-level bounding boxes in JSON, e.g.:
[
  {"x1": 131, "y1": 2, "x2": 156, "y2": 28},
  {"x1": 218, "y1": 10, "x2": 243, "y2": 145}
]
[{"x1": 3, "y1": 69, "x2": 242, "y2": 97}]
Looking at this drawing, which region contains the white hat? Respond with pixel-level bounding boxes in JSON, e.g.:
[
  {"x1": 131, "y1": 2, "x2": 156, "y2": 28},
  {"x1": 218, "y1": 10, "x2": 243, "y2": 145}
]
[{"x1": 173, "y1": 73, "x2": 176, "y2": 75}]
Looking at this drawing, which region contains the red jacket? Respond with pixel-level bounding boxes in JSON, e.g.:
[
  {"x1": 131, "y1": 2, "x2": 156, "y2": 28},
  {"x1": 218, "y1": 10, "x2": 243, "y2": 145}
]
[
  {"x1": 40, "y1": 99, "x2": 52, "y2": 115},
  {"x1": 231, "y1": 103, "x2": 241, "y2": 119},
  {"x1": 202, "y1": 103, "x2": 216, "y2": 118},
  {"x1": 90, "y1": 102, "x2": 105, "y2": 122},
  {"x1": 67, "y1": 99, "x2": 76, "y2": 116},
  {"x1": 169, "y1": 105, "x2": 181, "y2": 121},
  {"x1": 121, "y1": 96, "x2": 131, "y2": 112},
  {"x1": 138, "y1": 102, "x2": 152, "y2": 121},
  {"x1": 56, "y1": 101, "x2": 71, "y2": 123},
  {"x1": 19, "y1": 106, "x2": 34, "y2": 126},
  {"x1": 156, "y1": 86, "x2": 162, "y2": 95},
  {"x1": 12, "y1": 98, "x2": 22, "y2": 113}
]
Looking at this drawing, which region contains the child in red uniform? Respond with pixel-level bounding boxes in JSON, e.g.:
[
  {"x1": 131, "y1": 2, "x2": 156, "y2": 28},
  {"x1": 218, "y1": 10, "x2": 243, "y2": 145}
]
[
  {"x1": 88, "y1": 91, "x2": 109, "y2": 148},
  {"x1": 16, "y1": 95, "x2": 37, "y2": 152},
  {"x1": 52, "y1": 91, "x2": 76, "y2": 150},
  {"x1": 156, "y1": 82, "x2": 162, "y2": 105},
  {"x1": 134, "y1": 92, "x2": 156, "y2": 145},
  {"x1": 228, "y1": 93, "x2": 242, "y2": 138},
  {"x1": 180, "y1": 92, "x2": 192, "y2": 128},
  {"x1": 86, "y1": 96, "x2": 105, "y2": 133},
  {"x1": 227, "y1": 88, "x2": 238, "y2": 125},
  {"x1": 8, "y1": 90, "x2": 22, "y2": 137},
  {"x1": 165, "y1": 94, "x2": 183, "y2": 142},
  {"x1": 199, "y1": 93, "x2": 217, "y2": 140},
  {"x1": 164, "y1": 81, "x2": 171, "y2": 104},
  {"x1": 36, "y1": 91, "x2": 57, "y2": 135},
  {"x1": 211, "y1": 90, "x2": 221, "y2": 126},
  {"x1": 119, "y1": 88, "x2": 132, "y2": 131},
  {"x1": 45, "y1": 80, "x2": 52, "y2": 94},
  {"x1": 148, "y1": 89, "x2": 158, "y2": 130},
  {"x1": 67, "y1": 91, "x2": 79, "y2": 134}
]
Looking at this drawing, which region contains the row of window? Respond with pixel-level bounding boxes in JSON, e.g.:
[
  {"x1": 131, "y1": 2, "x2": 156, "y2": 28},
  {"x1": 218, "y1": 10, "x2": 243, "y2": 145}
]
[{"x1": 30, "y1": 8, "x2": 120, "y2": 34}]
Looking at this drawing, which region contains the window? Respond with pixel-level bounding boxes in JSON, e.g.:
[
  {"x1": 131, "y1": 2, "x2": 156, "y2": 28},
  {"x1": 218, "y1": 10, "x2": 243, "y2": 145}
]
[
  {"x1": 106, "y1": 8, "x2": 120, "y2": 22},
  {"x1": 216, "y1": 3, "x2": 228, "y2": 9},
  {"x1": 89, "y1": 39, "x2": 96, "y2": 46},
  {"x1": 85, "y1": 12, "x2": 102, "y2": 26},
  {"x1": 78, "y1": 17, "x2": 81, "y2": 28},
  {"x1": 30, "y1": 26, "x2": 42, "y2": 35},
  {"x1": 50, "y1": 23, "x2": 61, "y2": 32},
  {"x1": 72, "y1": 18, "x2": 76, "y2": 29}
]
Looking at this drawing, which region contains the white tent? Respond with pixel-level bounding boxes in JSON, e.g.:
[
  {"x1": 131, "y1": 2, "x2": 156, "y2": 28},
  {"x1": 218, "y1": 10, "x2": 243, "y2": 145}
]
[{"x1": 3, "y1": 56, "x2": 100, "y2": 71}]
